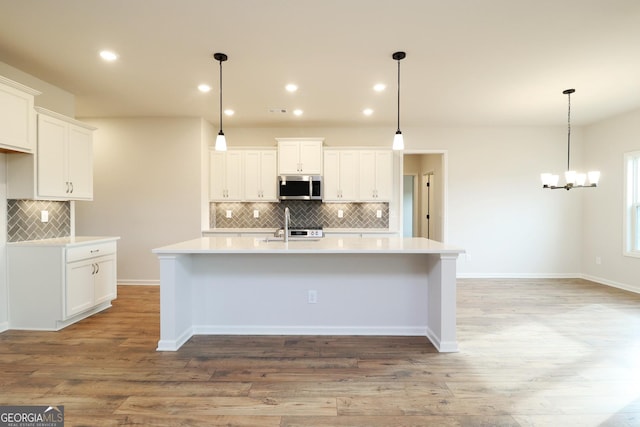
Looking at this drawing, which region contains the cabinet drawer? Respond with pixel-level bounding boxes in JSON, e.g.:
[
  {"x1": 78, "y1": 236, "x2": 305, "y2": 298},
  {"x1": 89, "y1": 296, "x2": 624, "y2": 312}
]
[{"x1": 66, "y1": 241, "x2": 117, "y2": 263}]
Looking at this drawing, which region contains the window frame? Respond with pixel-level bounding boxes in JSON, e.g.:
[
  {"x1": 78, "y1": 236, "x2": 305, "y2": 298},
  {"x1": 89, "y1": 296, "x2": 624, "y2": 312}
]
[{"x1": 623, "y1": 150, "x2": 640, "y2": 258}]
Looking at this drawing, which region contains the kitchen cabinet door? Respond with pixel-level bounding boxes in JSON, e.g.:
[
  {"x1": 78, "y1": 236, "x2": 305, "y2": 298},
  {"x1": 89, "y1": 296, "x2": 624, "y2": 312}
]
[
  {"x1": 298, "y1": 140, "x2": 323, "y2": 174},
  {"x1": 93, "y1": 257, "x2": 117, "y2": 305},
  {"x1": 37, "y1": 113, "x2": 68, "y2": 197},
  {"x1": 277, "y1": 141, "x2": 300, "y2": 174},
  {"x1": 66, "y1": 261, "x2": 95, "y2": 317},
  {"x1": 323, "y1": 151, "x2": 341, "y2": 200},
  {"x1": 66, "y1": 124, "x2": 93, "y2": 199}
]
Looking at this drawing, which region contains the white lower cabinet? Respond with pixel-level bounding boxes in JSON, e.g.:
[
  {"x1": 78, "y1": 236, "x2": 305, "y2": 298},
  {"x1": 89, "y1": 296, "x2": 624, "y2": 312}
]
[
  {"x1": 66, "y1": 255, "x2": 116, "y2": 317},
  {"x1": 8, "y1": 238, "x2": 118, "y2": 330}
]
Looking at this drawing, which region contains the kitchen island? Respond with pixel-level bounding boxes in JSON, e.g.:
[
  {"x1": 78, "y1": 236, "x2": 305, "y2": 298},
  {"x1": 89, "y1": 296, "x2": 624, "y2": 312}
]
[{"x1": 152, "y1": 236, "x2": 464, "y2": 352}]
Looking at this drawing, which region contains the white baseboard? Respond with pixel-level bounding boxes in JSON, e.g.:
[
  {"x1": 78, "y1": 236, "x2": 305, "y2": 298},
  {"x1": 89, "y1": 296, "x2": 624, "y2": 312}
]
[
  {"x1": 581, "y1": 274, "x2": 640, "y2": 294},
  {"x1": 117, "y1": 280, "x2": 159, "y2": 286},
  {"x1": 0, "y1": 321, "x2": 8, "y2": 333},
  {"x1": 192, "y1": 325, "x2": 429, "y2": 336},
  {"x1": 457, "y1": 273, "x2": 579, "y2": 279}
]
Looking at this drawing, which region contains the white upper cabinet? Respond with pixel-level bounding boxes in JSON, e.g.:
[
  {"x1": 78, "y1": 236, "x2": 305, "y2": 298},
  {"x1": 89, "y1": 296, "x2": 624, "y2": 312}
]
[
  {"x1": 209, "y1": 150, "x2": 243, "y2": 201},
  {"x1": 0, "y1": 76, "x2": 40, "y2": 153},
  {"x1": 277, "y1": 138, "x2": 323, "y2": 175},
  {"x1": 323, "y1": 150, "x2": 358, "y2": 201},
  {"x1": 37, "y1": 112, "x2": 93, "y2": 199},
  {"x1": 244, "y1": 150, "x2": 277, "y2": 201},
  {"x1": 358, "y1": 150, "x2": 393, "y2": 201},
  {"x1": 7, "y1": 107, "x2": 95, "y2": 200}
]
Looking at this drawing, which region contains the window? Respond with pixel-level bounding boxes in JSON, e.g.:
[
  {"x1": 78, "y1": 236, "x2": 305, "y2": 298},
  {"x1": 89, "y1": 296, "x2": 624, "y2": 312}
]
[{"x1": 624, "y1": 151, "x2": 640, "y2": 257}]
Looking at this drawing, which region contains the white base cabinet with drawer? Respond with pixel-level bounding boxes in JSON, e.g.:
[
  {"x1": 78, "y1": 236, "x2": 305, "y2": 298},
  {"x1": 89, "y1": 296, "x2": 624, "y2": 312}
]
[{"x1": 7, "y1": 237, "x2": 119, "y2": 330}]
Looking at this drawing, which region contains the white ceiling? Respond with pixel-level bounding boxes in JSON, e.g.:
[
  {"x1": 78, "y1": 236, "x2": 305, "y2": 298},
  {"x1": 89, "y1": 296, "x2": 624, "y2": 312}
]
[{"x1": 1, "y1": 0, "x2": 639, "y2": 128}]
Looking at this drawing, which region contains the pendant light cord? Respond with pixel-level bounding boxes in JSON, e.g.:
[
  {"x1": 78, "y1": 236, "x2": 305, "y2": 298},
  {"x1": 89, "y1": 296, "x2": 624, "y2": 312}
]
[
  {"x1": 566, "y1": 91, "x2": 571, "y2": 171},
  {"x1": 219, "y1": 59, "x2": 223, "y2": 133},
  {"x1": 396, "y1": 59, "x2": 401, "y2": 133}
]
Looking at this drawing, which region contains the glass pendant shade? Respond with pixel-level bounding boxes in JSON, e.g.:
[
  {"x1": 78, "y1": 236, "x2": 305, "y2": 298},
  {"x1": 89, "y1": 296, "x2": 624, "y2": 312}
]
[
  {"x1": 215, "y1": 131, "x2": 227, "y2": 151},
  {"x1": 393, "y1": 131, "x2": 404, "y2": 151},
  {"x1": 565, "y1": 170, "x2": 577, "y2": 185},
  {"x1": 588, "y1": 170, "x2": 601, "y2": 186}
]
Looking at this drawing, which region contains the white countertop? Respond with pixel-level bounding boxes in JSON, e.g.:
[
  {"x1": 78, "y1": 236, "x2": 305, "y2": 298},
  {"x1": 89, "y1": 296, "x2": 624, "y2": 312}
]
[
  {"x1": 153, "y1": 236, "x2": 464, "y2": 255},
  {"x1": 202, "y1": 228, "x2": 398, "y2": 234},
  {"x1": 8, "y1": 236, "x2": 120, "y2": 247}
]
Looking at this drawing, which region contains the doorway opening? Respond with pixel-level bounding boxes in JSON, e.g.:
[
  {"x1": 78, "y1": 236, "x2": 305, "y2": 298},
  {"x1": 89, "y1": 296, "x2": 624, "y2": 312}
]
[{"x1": 402, "y1": 152, "x2": 446, "y2": 242}]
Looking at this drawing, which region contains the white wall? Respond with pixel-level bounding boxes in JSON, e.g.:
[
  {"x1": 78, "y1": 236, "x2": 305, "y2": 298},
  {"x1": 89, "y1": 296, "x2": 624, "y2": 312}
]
[
  {"x1": 582, "y1": 109, "x2": 640, "y2": 292},
  {"x1": 74, "y1": 117, "x2": 204, "y2": 283},
  {"x1": 0, "y1": 153, "x2": 7, "y2": 330}
]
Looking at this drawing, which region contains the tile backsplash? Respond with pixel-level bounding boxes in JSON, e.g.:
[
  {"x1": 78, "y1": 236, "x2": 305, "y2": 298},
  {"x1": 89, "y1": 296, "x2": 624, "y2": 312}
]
[
  {"x1": 211, "y1": 201, "x2": 389, "y2": 229},
  {"x1": 7, "y1": 200, "x2": 71, "y2": 242}
]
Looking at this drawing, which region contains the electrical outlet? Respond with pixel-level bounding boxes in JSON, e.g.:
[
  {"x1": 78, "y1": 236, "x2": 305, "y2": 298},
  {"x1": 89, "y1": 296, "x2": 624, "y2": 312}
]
[
  {"x1": 226, "y1": 210, "x2": 232, "y2": 218},
  {"x1": 376, "y1": 209, "x2": 382, "y2": 218},
  {"x1": 253, "y1": 209, "x2": 260, "y2": 218},
  {"x1": 595, "y1": 256, "x2": 602, "y2": 265},
  {"x1": 308, "y1": 290, "x2": 317, "y2": 304},
  {"x1": 338, "y1": 209, "x2": 344, "y2": 218},
  {"x1": 40, "y1": 210, "x2": 49, "y2": 223}
]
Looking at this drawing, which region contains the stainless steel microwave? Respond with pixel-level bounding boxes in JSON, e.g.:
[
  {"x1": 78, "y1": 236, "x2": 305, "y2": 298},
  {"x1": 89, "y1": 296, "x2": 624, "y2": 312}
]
[{"x1": 278, "y1": 175, "x2": 322, "y2": 200}]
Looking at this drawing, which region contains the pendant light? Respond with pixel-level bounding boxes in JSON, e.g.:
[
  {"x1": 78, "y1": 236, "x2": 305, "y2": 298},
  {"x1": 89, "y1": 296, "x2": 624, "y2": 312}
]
[
  {"x1": 541, "y1": 88, "x2": 600, "y2": 190},
  {"x1": 213, "y1": 52, "x2": 228, "y2": 151},
  {"x1": 392, "y1": 51, "x2": 406, "y2": 150}
]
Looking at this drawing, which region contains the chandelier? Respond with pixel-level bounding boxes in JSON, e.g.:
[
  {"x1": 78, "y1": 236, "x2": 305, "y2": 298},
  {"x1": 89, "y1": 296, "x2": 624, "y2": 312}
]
[{"x1": 541, "y1": 89, "x2": 600, "y2": 190}]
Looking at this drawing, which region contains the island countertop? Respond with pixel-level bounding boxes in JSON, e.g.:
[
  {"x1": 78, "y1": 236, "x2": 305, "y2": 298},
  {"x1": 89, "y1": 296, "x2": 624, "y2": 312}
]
[{"x1": 153, "y1": 236, "x2": 464, "y2": 255}]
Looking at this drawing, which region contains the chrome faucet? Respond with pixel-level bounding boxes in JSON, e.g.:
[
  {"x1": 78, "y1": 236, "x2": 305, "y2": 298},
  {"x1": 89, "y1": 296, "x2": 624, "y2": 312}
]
[{"x1": 284, "y1": 207, "x2": 291, "y2": 243}]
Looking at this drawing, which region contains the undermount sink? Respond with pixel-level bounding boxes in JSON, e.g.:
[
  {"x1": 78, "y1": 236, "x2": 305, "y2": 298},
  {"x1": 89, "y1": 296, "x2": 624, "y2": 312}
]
[{"x1": 262, "y1": 236, "x2": 321, "y2": 242}]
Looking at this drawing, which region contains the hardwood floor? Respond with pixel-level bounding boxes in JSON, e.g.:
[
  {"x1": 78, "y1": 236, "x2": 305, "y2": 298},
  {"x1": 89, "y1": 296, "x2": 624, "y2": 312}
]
[{"x1": 1, "y1": 279, "x2": 639, "y2": 426}]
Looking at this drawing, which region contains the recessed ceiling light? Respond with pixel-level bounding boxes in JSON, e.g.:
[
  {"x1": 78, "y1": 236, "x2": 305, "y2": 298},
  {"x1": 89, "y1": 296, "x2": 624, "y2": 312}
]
[
  {"x1": 198, "y1": 84, "x2": 211, "y2": 93},
  {"x1": 99, "y1": 50, "x2": 118, "y2": 61},
  {"x1": 363, "y1": 108, "x2": 374, "y2": 116},
  {"x1": 293, "y1": 109, "x2": 303, "y2": 116},
  {"x1": 373, "y1": 83, "x2": 386, "y2": 92},
  {"x1": 224, "y1": 109, "x2": 234, "y2": 116},
  {"x1": 285, "y1": 84, "x2": 298, "y2": 92}
]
